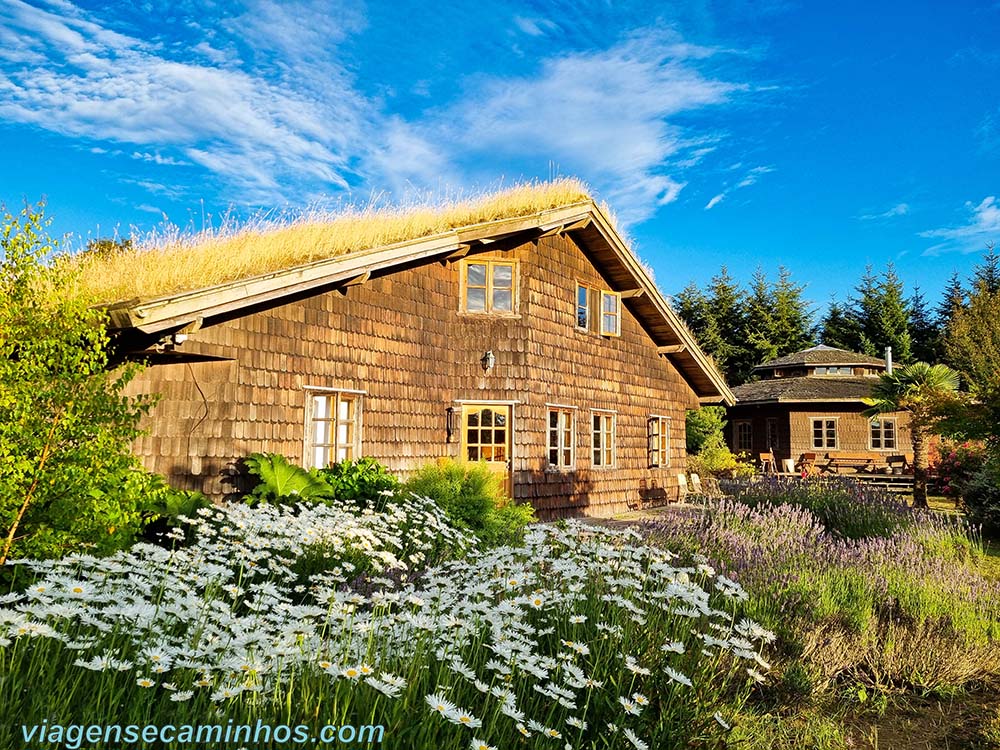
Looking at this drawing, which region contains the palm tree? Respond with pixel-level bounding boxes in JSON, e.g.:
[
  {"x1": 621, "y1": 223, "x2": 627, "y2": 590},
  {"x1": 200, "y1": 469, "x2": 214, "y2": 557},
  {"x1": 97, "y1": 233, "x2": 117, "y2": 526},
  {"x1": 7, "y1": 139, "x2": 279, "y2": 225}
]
[{"x1": 863, "y1": 362, "x2": 961, "y2": 508}]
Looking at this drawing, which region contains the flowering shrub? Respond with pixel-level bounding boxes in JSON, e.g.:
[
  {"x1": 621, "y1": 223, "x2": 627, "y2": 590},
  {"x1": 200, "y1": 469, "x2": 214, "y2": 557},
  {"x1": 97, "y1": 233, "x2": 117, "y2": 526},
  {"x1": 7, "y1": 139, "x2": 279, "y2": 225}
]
[
  {"x1": 718, "y1": 476, "x2": 913, "y2": 540},
  {"x1": 932, "y1": 440, "x2": 987, "y2": 499},
  {"x1": 1, "y1": 492, "x2": 772, "y2": 749},
  {"x1": 643, "y1": 495, "x2": 1000, "y2": 691}
]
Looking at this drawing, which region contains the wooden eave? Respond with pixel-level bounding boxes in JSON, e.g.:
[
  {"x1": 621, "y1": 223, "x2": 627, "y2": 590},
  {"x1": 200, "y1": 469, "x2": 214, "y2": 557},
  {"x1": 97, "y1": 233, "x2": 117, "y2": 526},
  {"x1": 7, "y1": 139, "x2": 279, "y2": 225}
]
[{"x1": 103, "y1": 200, "x2": 733, "y2": 405}]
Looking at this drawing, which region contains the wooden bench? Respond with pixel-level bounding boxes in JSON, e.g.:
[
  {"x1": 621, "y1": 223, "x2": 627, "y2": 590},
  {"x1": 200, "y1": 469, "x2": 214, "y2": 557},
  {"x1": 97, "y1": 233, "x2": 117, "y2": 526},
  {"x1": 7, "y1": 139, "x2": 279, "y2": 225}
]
[{"x1": 824, "y1": 452, "x2": 886, "y2": 474}]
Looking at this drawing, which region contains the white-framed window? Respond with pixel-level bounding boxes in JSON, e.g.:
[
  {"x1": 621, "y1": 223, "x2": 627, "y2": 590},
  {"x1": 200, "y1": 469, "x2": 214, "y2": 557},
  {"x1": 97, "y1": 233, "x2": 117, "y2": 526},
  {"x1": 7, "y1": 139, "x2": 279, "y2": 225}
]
[
  {"x1": 576, "y1": 284, "x2": 590, "y2": 330},
  {"x1": 461, "y1": 259, "x2": 517, "y2": 313},
  {"x1": 305, "y1": 390, "x2": 362, "y2": 468},
  {"x1": 648, "y1": 416, "x2": 671, "y2": 467},
  {"x1": 592, "y1": 410, "x2": 616, "y2": 467},
  {"x1": 734, "y1": 420, "x2": 752, "y2": 452},
  {"x1": 547, "y1": 407, "x2": 575, "y2": 469},
  {"x1": 766, "y1": 418, "x2": 779, "y2": 452},
  {"x1": 811, "y1": 417, "x2": 838, "y2": 449},
  {"x1": 870, "y1": 417, "x2": 897, "y2": 450},
  {"x1": 600, "y1": 291, "x2": 621, "y2": 336}
]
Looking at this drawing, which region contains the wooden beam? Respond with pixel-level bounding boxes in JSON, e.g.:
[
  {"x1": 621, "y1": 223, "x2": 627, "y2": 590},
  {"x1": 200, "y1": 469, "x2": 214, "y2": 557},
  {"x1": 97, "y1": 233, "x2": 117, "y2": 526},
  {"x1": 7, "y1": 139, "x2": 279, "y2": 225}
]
[
  {"x1": 657, "y1": 344, "x2": 686, "y2": 355},
  {"x1": 336, "y1": 270, "x2": 370, "y2": 295},
  {"x1": 440, "y1": 243, "x2": 473, "y2": 265},
  {"x1": 619, "y1": 288, "x2": 644, "y2": 299},
  {"x1": 560, "y1": 217, "x2": 592, "y2": 234}
]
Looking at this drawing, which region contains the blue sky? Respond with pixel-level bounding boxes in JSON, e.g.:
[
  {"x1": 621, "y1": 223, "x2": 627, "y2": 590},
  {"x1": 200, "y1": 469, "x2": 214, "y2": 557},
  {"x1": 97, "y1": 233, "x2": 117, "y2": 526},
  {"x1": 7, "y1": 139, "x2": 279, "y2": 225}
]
[{"x1": 1, "y1": 0, "x2": 998, "y2": 315}]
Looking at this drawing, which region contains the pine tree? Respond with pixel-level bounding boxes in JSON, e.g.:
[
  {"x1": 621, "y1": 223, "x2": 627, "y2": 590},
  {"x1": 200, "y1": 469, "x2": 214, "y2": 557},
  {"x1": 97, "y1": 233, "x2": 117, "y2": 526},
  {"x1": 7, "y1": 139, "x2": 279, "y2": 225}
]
[
  {"x1": 874, "y1": 264, "x2": 913, "y2": 364},
  {"x1": 707, "y1": 267, "x2": 752, "y2": 385},
  {"x1": 673, "y1": 281, "x2": 728, "y2": 372},
  {"x1": 935, "y1": 271, "x2": 967, "y2": 329},
  {"x1": 908, "y1": 286, "x2": 939, "y2": 364},
  {"x1": 743, "y1": 268, "x2": 778, "y2": 369},
  {"x1": 770, "y1": 266, "x2": 815, "y2": 355},
  {"x1": 853, "y1": 265, "x2": 881, "y2": 356},
  {"x1": 819, "y1": 299, "x2": 861, "y2": 351},
  {"x1": 973, "y1": 243, "x2": 1000, "y2": 295}
]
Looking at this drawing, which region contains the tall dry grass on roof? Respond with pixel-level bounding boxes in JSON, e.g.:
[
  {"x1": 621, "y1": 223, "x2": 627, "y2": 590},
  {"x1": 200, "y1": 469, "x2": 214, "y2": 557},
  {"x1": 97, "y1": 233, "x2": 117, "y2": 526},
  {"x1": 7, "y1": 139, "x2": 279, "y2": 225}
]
[{"x1": 71, "y1": 179, "x2": 595, "y2": 305}]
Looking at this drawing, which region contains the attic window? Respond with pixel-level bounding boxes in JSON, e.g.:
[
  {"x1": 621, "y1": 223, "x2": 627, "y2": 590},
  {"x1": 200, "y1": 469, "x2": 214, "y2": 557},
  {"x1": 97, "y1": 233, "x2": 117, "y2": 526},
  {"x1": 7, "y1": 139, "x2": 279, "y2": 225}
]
[
  {"x1": 600, "y1": 291, "x2": 621, "y2": 336},
  {"x1": 461, "y1": 259, "x2": 517, "y2": 313}
]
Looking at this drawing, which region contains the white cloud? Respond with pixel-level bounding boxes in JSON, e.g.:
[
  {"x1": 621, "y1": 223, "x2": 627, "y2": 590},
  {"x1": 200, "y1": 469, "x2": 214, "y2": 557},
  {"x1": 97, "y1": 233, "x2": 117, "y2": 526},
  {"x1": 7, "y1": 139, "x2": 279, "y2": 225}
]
[
  {"x1": 513, "y1": 16, "x2": 559, "y2": 37},
  {"x1": 921, "y1": 196, "x2": 1000, "y2": 255},
  {"x1": 423, "y1": 29, "x2": 746, "y2": 223},
  {"x1": 860, "y1": 202, "x2": 910, "y2": 221},
  {"x1": 736, "y1": 164, "x2": 774, "y2": 188},
  {"x1": 0, "y1": 0, "x2": 376, "y2": 202},
  {"x1": 705, "y1": 193, "x2": 725, "y2": 210}
]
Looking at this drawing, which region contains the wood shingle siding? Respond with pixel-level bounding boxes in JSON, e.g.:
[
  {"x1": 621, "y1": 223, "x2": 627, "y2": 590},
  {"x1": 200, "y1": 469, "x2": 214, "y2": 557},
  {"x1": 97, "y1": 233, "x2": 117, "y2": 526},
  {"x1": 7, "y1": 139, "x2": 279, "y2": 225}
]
[{"x1": 125, "y1": 232, "x2": 702, "y2": 517}]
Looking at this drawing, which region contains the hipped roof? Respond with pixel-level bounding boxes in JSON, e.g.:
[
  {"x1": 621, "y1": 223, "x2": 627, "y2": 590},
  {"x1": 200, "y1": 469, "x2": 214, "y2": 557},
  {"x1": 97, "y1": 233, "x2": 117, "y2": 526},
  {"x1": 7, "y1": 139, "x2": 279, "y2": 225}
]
[
  {"x1": 99, "y1": 188, "x2": 733, "y2": 405},
  {"x1": 754, "y1": 344, "x2": 886, "y2": 371},
  {"x1": 731, "y1": 375, "x2": 877, "y2": 405}
]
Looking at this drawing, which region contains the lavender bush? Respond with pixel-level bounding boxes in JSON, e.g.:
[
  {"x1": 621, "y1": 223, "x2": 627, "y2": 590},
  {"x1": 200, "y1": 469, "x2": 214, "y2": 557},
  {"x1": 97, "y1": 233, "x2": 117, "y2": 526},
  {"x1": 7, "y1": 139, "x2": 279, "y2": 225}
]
[{"x1": 642, "y1": 480, "x2": 1000, "y2": 692}]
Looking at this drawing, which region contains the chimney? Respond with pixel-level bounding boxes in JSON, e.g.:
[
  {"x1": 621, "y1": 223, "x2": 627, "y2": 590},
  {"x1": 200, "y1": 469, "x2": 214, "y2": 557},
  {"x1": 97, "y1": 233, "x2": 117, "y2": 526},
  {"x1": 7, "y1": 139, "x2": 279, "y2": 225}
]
[{"x1": 885, "y1": 346, "x2": 893, "y2": 374}]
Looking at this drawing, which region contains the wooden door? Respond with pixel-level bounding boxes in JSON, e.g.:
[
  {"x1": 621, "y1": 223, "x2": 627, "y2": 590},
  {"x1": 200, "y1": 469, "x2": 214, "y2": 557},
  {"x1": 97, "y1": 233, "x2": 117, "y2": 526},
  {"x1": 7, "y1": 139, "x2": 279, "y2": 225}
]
[{"x1": 461, "y1": 404, "x2": 512, "y2": 498}]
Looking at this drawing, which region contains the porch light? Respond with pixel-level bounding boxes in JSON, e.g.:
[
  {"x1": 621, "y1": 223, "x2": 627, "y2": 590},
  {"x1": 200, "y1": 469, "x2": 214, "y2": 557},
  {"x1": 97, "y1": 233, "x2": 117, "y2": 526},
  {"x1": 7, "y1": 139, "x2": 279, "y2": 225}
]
[{"x1": 481, "y1": 350, "x2": 496, "y2": 372}]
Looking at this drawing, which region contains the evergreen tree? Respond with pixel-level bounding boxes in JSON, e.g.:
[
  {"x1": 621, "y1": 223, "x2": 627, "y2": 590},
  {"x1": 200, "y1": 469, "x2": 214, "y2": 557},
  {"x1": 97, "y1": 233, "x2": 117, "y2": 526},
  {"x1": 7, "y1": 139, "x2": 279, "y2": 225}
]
[
  {"x1": 973, "y1": 243, "x2": 1000, "y2": 295},
  {"x1": 818, "y1": 298, "x2": 861, "y2": 351},
  {"x1": 874, "y1": 264, "x2": 913, "y2": 364},
  {"x1": 742, "y1": 268, "x2": 779, "y2": 369},
  {"x1": 852, "y1": 266, "x2": 881, "y2": 355},
  {"x1": 674, "y1": 281, "x2": 727, "y2": 369},
  {"x1": 944, "y1": 282, "x2": 1000, "y2": 393},
  {"x1": 707, "y1": 267, "x2": 752, "y2": 384},
  {"x1": 770, "y1": 266, "x2": 815, "y2": 355},
  {"x1": 935, "y1": 271, "x2": 967, "y2": 329},
  {"x1": 908, "y1": 285, "x2": 939, "y2": 364},
  {"x1": 849, "y1": 264, "x2": 912, "y2": 362}
]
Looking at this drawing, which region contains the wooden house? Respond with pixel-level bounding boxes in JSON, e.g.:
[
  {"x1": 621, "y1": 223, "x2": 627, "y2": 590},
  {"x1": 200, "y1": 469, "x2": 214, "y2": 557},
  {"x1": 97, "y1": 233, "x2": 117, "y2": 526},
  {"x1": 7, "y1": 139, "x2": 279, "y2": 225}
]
[
  {"x1": 725, "y1": 345, "x2": 911, "y2": 471},
  {"x1": 97, "y1": 183, "x2": 733, "y2": 517}
]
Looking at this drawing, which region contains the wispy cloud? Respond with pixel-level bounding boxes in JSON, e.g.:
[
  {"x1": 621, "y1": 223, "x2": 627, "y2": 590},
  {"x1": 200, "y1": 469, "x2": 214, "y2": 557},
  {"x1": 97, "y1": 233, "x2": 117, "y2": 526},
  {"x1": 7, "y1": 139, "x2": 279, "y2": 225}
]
[
  {"x1": 0, "y1": 0, "x2": 376, "y2": 203},
  {"x1": 736, "y1": 165, "x2": 774, "y2": 188},
  {"x1": 859, "y1": 202, "x2": 910, "y2": 221},
  {"x1": 920, "y1": 196, "x2": 1000, "y2": 255},
  {"x1": 419, "y1": 29, "x2": 749, "y2": 223},
  {"x1": 705, "y1": 193, "x2": 725, "y2": 210},
  {"x1": 0, "y1": 2, "x2": 760, "y2": 225},
  {"x1": 702, "y1": 164, "x2": 773, "y2": 212}
]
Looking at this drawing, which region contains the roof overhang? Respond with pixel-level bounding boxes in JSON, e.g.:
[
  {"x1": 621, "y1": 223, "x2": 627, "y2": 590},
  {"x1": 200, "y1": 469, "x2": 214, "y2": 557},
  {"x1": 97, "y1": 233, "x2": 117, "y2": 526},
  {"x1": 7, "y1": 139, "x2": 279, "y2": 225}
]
[{"x1": 102, "y1": 201, "x2": 734, "y2": 405}]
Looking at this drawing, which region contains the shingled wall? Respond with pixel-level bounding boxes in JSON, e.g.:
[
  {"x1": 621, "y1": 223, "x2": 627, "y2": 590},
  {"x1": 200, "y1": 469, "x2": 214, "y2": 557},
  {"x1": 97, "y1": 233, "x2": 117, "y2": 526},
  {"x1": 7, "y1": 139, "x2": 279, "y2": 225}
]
[{"x1": 125, "y1": 233, "x2": 701, "y2": 517}]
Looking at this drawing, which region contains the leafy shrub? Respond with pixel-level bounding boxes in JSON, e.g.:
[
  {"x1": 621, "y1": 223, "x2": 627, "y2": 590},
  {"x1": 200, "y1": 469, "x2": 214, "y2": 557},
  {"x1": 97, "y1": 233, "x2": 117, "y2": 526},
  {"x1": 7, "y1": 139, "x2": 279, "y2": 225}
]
[
  {"x1": 689, "y1": 433, "x2": 756, "y2": 478},
  {"x1": 242, "y1": 452, "x2": 334, "y2": 505},
  {"x1": 403, "y1": 458, "x2": 535, "y2": 545},
  {"x1": 685, "y1": 405, "x2": 727, "y2": 453},
  {"x1": 139, "y1": 474, "x2": 211, "y2": 546},
  {"x1": 962, "y1": 457, "x2": 1000, "y2": 537},
  {"x1": 315, "y1": 456, "x2": 399, "y2": 510},
  {"x1": 0, "y1": 205, "x2": 153, "y2": 564}
]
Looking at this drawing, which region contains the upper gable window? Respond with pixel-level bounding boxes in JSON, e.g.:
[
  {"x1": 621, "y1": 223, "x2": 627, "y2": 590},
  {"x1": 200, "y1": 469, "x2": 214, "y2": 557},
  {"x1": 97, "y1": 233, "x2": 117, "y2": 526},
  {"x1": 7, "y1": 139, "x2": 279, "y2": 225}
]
[
  {"x1": 462, "y1": 259, "x2": 517, "y2": 313},
  {"x1": 600, "y1": 291, "x2": 621, "y2": 336},
  {"x1": 576, "y1": 284, "x2": 590, "y2": 329}
]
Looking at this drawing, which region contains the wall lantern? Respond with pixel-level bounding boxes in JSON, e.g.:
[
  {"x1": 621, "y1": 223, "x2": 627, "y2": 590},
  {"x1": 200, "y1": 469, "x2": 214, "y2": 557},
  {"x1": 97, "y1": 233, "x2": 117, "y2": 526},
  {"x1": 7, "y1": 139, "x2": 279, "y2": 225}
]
[
  {"x1": 481, "y1": 350, "x2": 496, "y2": 372},
  {"x1": 446, "y1": 406, "x2": 457, "y2": 443}
]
